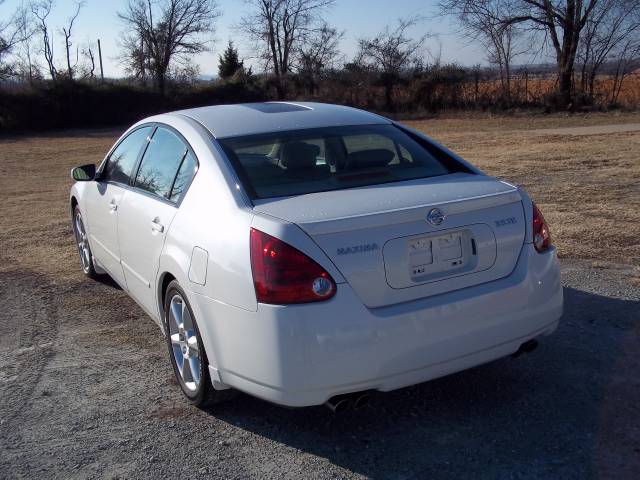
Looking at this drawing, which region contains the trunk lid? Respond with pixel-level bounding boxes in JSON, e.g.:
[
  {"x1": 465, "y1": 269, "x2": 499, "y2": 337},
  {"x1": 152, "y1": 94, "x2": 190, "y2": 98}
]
[{"x1": 253, "y1": 173, "x2": 526, "y2": 308}]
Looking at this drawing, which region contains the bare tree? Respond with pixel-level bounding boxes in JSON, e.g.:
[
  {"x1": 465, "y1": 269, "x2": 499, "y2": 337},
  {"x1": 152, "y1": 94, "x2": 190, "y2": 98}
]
[
  {"x1": 62, "y1": 1, "x2": 85, "y2": 80},
  {"x1": 239, "y1": 0, "x2": 336, "y2": 98},
  {"x1": 609, "y1": 16, "x2": 640, "y2": 105},
  {"x1": 497, "y1": 0, "x2": 600, "y2": 108},
  {"x1": 357, "y1": 18, "x2": 429, "y2": 110},
  {"x1": 121, "y1": 33, "x2": 151, "y2": 83},
  {"x1": 31, "y1": 0, "x2": 57, "y2": 80},
  {"x1": 14, "y1": 3, "x2": 40, "y2": 83},
  {"x1": 296, "y1": 23, "x2": 343, "y2": 93},
  {"x1": 0, "y1": 0, "x2": 27, "y2": 79},
  {"x1": 439, "y1": 0, "x2": 526, "y2": 102},
  {"x1": 578, "y1": 0, "x2": 640, "y2": 100},
  {"x1": 81, "y1": 41, "x2": 96, "y2": 79},
  {"x1": 118, "y1": 0, "x2": 220, "y2": 93}
]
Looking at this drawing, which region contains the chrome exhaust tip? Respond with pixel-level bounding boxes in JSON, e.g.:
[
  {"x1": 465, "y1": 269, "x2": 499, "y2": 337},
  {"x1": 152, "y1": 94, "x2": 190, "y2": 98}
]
[
  {"x1": 325, "y1": 394, "x2": 353, "y2": 413},
  {"x1": 512, "y1": 338, "x2": 539, "y2": 358},
  {"x1": 353, "y1": 393, "x2": 370, "y2": 409},
  {"x1": 325, "y1": 392, "x2": 371, "y2": 412}
]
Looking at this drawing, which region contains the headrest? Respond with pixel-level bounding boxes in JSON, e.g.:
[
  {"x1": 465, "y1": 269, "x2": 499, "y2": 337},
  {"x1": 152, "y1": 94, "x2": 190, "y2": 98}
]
[
  {"x1": 346, "y1": 149, "x2": 395, "y2": 169},
  {"x1": 281, "y1": 142, "x2": 320, "y2": 171}
]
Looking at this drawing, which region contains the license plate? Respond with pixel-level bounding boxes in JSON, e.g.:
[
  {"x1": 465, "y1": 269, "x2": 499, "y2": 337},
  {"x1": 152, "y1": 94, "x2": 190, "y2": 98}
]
[{"x1": 408, "y1": 232, "x2": 465, "y2": 277}]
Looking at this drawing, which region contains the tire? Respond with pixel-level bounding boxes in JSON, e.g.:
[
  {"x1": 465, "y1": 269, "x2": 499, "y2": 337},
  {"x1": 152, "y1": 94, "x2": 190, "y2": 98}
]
[
  {"x1": 163, "y1": 280, "x2": 215, "y2": 407},
  {"x1": 72, "y1": 205, "x2": 98, "y2": 279}
]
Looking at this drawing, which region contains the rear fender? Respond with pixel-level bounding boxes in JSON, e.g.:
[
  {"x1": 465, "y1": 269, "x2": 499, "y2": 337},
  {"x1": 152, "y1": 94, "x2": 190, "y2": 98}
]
[{"x1": 251, "y1": 213, "x2": 346, "y2": 285}]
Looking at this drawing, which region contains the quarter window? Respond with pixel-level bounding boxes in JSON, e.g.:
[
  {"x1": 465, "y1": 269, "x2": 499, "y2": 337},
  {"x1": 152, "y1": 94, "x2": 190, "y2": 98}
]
[
  {"x1": 102, "y1": 127, "x2": 152, "y2": 185},
  {"x1": 169, "y1": 152, "x2": 198, "y2": 202},
  {"x1": 134, "y1": 127, "x2": 188, "y2": 199}
]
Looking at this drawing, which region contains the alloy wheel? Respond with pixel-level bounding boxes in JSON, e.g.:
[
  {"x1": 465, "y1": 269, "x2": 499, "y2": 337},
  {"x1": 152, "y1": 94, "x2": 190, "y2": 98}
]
[
  {"x1": 168, "y1": 294, "x2": 202, "y2": 392},
  {"x1": 74, "y1": 211, "x2": 92, "y2": 273}
]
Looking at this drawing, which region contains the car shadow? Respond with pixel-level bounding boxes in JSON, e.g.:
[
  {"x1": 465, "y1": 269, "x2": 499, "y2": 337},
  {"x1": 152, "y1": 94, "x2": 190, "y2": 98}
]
[
  {"x1": 94, "y1": 273, "x2": 122, "y2": 291},
  {"x1": 203, "y1": 286, "x2": 639, "y2": 479}
]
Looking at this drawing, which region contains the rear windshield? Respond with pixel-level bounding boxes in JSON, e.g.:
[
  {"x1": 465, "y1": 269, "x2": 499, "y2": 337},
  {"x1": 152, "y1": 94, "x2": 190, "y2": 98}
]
[{"x1": 218, "y1": 124, "x2": 463, "y2": 199}]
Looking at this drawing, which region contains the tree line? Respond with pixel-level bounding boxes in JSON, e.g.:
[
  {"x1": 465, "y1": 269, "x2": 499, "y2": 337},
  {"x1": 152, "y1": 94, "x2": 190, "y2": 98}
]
[{"x1": 1, "y1": 0, "x2": 639, "y2": 116}]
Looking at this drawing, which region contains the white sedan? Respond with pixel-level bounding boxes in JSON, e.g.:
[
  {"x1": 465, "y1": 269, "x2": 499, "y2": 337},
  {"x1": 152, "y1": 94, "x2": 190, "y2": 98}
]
[{"x1": 70, "y1": 102, "x2": 563, "y2": 410}]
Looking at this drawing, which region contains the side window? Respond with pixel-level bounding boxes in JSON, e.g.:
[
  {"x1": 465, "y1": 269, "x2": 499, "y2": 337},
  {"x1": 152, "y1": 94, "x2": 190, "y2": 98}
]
[
  {"x1": 134, "y1": 127, "x2": 188, "y2": 199},
  {"x1": 169, "y1": 152, "x2": 197, "y2": 203},
  {"x1": 102, "y1": 127, "x2": 152, "y2": 184}
]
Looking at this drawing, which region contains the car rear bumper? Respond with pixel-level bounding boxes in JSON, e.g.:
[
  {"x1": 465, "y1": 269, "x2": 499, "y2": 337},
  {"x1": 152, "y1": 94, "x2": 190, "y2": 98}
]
[{"x1": 192, "y1": 244, "x2": 563, "y2": 407}]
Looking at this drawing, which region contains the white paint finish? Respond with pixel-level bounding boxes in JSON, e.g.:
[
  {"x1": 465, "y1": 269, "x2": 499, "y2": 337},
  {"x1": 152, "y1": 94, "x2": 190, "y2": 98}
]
[
  {"x1": 174, "y1": 102, "x2": 390, "y2": 139},
  {"x1": 208, "y1": 366, "x2": 230, "y2": 390},
  {"x1": 188, "y1": 247, "x2": 209, "y2": 286},
  {"x1": 252, "y1": 173, "x2": 517, "y2": 227},
  {"x1": 193, "y1": 245, "x2": 562, "y2": 406},
  {"x1": 71, "y1": 104, "x2": 563, "y2": 407},
  {"x1": 299, "y1": 200, "x2": 525, "y2": 308},
  {"x1": 117, "y1": 190, "x2": 178, "y2": 321},
  {"x1": 163, "y1": 147, "x2": 258, "y2": 312},
  {"x1": 82, "y1": 182, "x2": 128, "y2": 287}
]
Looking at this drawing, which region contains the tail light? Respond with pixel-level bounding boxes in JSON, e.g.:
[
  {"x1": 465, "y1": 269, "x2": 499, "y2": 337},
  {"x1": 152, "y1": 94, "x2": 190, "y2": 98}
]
[
  {"x1": 532, "y1": 203, "x2": 552, "y2": 253},
  {"x1": 250, "y1": 228, "x2": 336, "y2": 304}
]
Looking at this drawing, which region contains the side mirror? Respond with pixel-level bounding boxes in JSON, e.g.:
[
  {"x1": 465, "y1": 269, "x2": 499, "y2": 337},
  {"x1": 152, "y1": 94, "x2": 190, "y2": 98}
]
[{"x1": 71, "y1": 164, "x2": 96, "y2": 181}]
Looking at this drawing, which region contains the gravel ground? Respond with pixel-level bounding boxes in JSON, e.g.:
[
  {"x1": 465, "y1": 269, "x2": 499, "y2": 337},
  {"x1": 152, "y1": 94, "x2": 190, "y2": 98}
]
[{"x1": 0, "y1": 259, "x2": 638, "y2": 479}]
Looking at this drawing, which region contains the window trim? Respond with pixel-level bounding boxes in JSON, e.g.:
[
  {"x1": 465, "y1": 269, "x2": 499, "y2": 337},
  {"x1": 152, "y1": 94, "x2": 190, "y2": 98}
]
[
  {"x1": 97, "y1": 124, "x2": 155, "y2": 186},
  {"x1": 130, "y1": 123, "x2": 200, "y2": 206},
  {"x1": 97, "y1": 122, "x2": 200, "y2": 208}
]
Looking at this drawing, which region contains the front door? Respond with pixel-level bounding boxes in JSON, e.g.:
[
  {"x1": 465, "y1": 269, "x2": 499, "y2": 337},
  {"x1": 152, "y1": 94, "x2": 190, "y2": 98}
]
[
  {"x1": 84, "y1": 182, "x2": 127, "y2": 287},
  {"x1": 85, "y1": 125, "x2": 154, "y2": 288}
]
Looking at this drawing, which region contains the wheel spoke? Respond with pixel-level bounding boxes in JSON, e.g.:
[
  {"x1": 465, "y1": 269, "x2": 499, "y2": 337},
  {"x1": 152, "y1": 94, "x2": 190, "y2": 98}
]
[
  {"x1": 75, "y1": 215, "x2": 84, "y2": 236},
  {"x1": 182, "y1": 303, "x2": 193, "y2": 331},
  {"x1": 172, "y1": 344, "x2": 184, "y2": 372},
  {"x1": 182, "y1": 352, "x2": 193, "y2": 383},
  {"x1": 169, "y1": 298, "x2": 182, "y2": 332},
  {"x1": 188, "y1": 357, "x2": 201, "y2": 386},
  {"x1": 82, "y1": 248, "x2": 91, "y2": 269},
  {"x1": 187, "y1": 335, "x2": 199, "y2": 357}
]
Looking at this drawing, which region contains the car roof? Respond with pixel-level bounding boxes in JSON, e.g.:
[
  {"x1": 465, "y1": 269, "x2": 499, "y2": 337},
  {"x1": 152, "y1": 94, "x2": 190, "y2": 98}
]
[{"x1": 170, "y1": 102, "x2": 391, "y2": 139}]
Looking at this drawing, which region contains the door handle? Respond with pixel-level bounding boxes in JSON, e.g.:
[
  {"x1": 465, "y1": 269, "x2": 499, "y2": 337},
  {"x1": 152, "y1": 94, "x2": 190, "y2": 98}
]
[
  {"x1": 151, "y1": 217, "x2": 165, "y2": 233},
  {"x1": 109, "y1": 199, "x2": 117, "y2": 212}
]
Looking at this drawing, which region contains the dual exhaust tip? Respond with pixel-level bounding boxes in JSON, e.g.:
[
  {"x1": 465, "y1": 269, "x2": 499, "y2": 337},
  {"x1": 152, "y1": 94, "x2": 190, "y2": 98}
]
[
  {"x1": 325, "y1": 339, "x2": 540, "y2": 412},
  {"x1": 325, "y1": 392, "x2": 371, "y2": 413}
]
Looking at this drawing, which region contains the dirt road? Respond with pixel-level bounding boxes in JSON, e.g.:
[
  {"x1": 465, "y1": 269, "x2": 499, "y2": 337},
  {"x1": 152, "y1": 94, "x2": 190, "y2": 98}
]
[{"x1": 1, "y1": 116, "x2": 639, "y2": 479}]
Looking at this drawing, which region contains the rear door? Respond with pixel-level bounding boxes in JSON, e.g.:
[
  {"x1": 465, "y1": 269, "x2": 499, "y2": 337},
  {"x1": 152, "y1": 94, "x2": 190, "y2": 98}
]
[
  {"x1": 117, "y1": 126, "x2": 198, "y2": 318},
  {"x1": 84, "y1": 126, "x2": 153, "y2": 287}
]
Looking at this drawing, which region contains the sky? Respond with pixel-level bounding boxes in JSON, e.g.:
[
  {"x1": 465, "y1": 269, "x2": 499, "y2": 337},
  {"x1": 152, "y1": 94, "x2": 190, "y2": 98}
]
[{"x1": 1, "y1": 0, "x2": 489, "y2": 78}]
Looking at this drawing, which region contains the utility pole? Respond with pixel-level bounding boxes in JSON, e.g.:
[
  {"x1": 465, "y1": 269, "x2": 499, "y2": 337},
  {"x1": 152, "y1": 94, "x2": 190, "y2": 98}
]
[
  {"x1": 474, "y1": 68, "x2": 479, "y2": 107},
  {"x1": 97, "y1": 39, "x2": 104, "y2": 81}
]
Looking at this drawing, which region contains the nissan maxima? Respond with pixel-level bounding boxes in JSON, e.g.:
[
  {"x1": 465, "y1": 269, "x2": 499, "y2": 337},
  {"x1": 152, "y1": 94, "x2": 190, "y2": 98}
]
[{"x1": 69, "y1": 102, "x2": 563, "y2": 409}]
